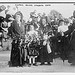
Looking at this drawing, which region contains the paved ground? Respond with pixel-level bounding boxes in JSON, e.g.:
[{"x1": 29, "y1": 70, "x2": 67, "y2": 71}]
[
  {"x1": 0, "y1": 40, "x2": 75, "y2": 73},
  {"x1": 0, "y1": 51, "x2": 75, "y2": 73}
]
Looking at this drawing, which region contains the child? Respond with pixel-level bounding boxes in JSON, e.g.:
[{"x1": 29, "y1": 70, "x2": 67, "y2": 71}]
[{"x1": 27, "y1": 38, "x2": 39, "y2": 67}]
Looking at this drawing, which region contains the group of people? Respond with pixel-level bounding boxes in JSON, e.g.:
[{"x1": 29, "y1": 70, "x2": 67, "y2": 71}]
[
  {"x1": 1, "y1": 10, "x2": 75, "y2": 67},
  {"x1": 8, "y1": 11, "x2": 54, "y2": 67}
]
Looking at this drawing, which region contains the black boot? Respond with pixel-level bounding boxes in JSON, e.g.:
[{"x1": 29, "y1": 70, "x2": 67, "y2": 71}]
[
  {"x1": 40, "y1": 62, "x2": 44, "y2": 65},
  {"x1": 47, "y1": 62, "x2": 52, "y2": 65},
  {"x1": 28, "y1": 64, "x2": 31, "y2": 67},
  {"x1": 33, "y1": 63, "x2": 38, "y2": 66}
]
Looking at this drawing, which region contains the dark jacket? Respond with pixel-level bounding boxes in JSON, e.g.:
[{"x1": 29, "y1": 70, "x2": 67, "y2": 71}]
[
  {"x1": 64, "y1": 23, "x2": 75, "y2": 64},
  {"x1": 8, "y1": 20, "x2": 25, "y2": 39}
]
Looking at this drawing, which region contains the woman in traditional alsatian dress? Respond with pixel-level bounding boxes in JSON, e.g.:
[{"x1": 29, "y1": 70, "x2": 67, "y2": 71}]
[{"x1": 39, "y1": 17, "x2": 53, "y2": 65}]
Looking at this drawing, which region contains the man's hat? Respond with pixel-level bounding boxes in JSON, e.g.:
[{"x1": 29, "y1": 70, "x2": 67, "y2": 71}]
[
  {"x1": 0, "y1": 5, "x2": 6, "y2": 12},
  {"x1": 0, "y1": 16, "x2": 5, "y2": 23},
  {"x1": 0, "y1": 14, "x2": 14, "y2": 23},
  {"x1": 5, "y1": 14, "x2": 14, "y2": 22},
  {"x1": 30, "y1": 11, "x2": 38, "y2": 18},
  {"x1": 5, "y1": 14, "x2": 12, "y2": 22}
]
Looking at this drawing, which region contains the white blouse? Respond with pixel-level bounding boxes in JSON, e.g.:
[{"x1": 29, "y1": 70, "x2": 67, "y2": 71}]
[{"x1": 58, "y1": 25, "x2": 68, "y2": 33}]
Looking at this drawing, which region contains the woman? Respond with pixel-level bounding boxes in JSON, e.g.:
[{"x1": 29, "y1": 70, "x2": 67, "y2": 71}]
[
  {"x1": 57, "y1": 20, "x2": 69, "y2": 61},
  {"x1": 39, "y1": 17, "x2": 53, "y2": 65},
  {"x1": 9, "y1": 11, "x2": 26, "y2": 67}
]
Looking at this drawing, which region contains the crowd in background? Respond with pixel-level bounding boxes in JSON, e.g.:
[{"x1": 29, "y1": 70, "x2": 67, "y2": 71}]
[{"x1": 0, "y1": 5, "x2": 75, "y2": 67}]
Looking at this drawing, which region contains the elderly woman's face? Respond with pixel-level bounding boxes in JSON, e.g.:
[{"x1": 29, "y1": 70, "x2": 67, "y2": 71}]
[
  {"x1": 42, "y1": 19, "x2": 46, "y2": 25},
  {"x1": 15, "y1": 14, "x2": 21, "y2": 22}
]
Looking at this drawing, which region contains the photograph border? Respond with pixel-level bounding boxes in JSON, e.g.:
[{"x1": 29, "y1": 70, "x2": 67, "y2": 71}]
[{"x1": 0, "y1": 1, "x2": 75, "y2": 74}]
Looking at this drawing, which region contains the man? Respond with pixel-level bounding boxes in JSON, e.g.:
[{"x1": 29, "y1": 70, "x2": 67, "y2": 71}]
[{"x1": 64, "y1": 19, "x2": 75, "y2": 65}]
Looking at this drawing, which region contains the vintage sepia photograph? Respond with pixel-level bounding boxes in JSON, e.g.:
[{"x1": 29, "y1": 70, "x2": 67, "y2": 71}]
[{"x1": 0, "y1": 0, "x2": 75, "y2": 73}]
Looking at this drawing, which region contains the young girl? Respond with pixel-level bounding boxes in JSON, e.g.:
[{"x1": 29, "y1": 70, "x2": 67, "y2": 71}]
[{"x1": 26, "y1": 25, "x2": 39, "y2": 66}]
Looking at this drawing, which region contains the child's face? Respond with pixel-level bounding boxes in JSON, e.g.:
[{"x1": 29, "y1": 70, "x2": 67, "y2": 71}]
[
  {"x1": 60, "y1": 21, "x2": 64, "y2": 26},
  {"x1": 30, "y1": 25, "x2": 34, "y2": 31},
  {"x1": 42, "y1": 19, "x2": 46, "y2": 25}
]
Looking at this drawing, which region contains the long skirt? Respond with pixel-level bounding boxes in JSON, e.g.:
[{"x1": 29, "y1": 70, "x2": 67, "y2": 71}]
[
  {"x1": 10, "y1": 41, "x2": 25, "y2": 67},
  {"x1": 68, "y1": 40, "x2": 75, "y2": 64},
  {"x1": 40, "y1": 44, "x2": 53, "y2": 63},
  {"x1": 56, "y1": 36, "x2": 69, "y2": 61}
]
